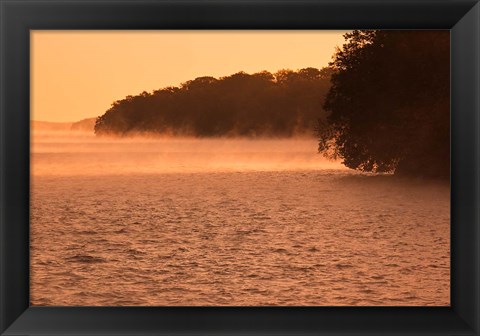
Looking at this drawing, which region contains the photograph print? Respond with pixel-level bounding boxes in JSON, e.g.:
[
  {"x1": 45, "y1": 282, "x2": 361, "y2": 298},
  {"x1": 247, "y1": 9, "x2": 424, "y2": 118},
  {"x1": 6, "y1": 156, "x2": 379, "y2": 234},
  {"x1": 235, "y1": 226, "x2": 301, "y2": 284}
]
[{"x1": 30, "y1": 30, "x2": 450, "y2": 306}]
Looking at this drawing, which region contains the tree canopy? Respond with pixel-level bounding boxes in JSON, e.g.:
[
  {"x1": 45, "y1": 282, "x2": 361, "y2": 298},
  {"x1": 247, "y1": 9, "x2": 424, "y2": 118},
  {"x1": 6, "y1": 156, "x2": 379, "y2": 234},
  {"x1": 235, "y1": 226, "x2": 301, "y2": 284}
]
[
  {"x1": 318, "y1": 30, "x2": 450, "y2": 178},
  {"x1": 94, "y1": 68, "x2": 333, "y2": 138}
]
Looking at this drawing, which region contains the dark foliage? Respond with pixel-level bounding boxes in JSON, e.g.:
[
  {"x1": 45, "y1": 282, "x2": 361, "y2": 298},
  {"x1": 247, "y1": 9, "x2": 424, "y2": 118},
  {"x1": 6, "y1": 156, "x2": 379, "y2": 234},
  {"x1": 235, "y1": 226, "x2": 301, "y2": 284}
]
[
  {"x1": 318, "y1": 30, "x2": 450, "y2": 178},
  {"x1": 95, "y1": 68, "x2": 332, "y2": 138}
]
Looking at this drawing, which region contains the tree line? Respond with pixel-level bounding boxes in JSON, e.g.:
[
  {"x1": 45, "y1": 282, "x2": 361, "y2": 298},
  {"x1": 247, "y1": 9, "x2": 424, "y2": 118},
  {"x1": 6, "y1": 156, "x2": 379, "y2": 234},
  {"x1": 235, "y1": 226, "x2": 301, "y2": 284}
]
[
  {"x1": 94, "y1": 68, "x2": 333, "y2": 137},
  {"x1": 95, "y1": 30, "x2": 449, "y2": 178}
]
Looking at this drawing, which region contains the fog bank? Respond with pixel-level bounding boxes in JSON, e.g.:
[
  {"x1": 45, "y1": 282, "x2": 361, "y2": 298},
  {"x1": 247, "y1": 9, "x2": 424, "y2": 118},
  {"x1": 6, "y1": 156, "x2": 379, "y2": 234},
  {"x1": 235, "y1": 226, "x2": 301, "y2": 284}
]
[{"x1": 31, "y1": 130, "x2": 346, "y2": 176}]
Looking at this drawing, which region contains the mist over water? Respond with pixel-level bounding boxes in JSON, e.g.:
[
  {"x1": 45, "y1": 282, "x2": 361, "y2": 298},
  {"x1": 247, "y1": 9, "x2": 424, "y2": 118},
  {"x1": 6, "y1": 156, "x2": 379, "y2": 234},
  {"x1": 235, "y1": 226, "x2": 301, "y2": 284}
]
[
  {"x1": 30, "y1": 130, "x2": 450, "y2": 306},
  {"x1": 32, "y1": 132, "x2": 345, "y2": 175}
]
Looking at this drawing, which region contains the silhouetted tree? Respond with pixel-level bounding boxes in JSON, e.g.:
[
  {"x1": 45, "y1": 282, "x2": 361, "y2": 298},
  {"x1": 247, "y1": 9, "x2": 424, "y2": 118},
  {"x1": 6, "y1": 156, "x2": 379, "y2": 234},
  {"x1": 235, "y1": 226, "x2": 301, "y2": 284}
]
[
  {"x1": 318, "y1": 30, "x2": 450, "y2": 178},
  {"x1": 94, "y1": 68, "x2": 332, "y2": 138}
]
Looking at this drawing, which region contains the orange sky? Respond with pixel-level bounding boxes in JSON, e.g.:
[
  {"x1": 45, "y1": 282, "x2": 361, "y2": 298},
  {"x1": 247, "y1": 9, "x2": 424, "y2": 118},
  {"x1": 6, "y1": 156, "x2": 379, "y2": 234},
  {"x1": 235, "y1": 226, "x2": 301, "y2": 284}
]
[{"x1": 31, "y1": 30, "x2": 348, "y2": 122}]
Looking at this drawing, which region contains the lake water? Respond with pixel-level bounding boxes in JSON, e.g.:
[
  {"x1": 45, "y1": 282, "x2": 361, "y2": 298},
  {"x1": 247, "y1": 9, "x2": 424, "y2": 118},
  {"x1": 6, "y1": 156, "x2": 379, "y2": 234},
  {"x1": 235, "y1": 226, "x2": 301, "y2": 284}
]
[{"x1": 30, "y1": 132, "x2": 450, "y2": 306}]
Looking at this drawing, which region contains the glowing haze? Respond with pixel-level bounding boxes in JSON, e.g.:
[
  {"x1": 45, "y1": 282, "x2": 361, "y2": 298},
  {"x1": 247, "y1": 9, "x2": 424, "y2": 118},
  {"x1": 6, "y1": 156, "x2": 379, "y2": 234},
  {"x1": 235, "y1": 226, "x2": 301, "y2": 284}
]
[
  {"x1": 30, "y1": 30, "x2": 451, "y2": 307},
  {"x1": 31, "y1": 30, "x2": 348, "y2": 122}
]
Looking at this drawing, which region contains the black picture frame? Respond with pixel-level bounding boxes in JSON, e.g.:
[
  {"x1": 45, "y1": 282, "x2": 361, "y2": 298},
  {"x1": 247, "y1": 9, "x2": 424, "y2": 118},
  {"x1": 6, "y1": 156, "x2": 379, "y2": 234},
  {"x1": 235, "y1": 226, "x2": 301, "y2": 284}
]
[{"x1": 1, "y1": 0, "x2": 479, "y2": 335}]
